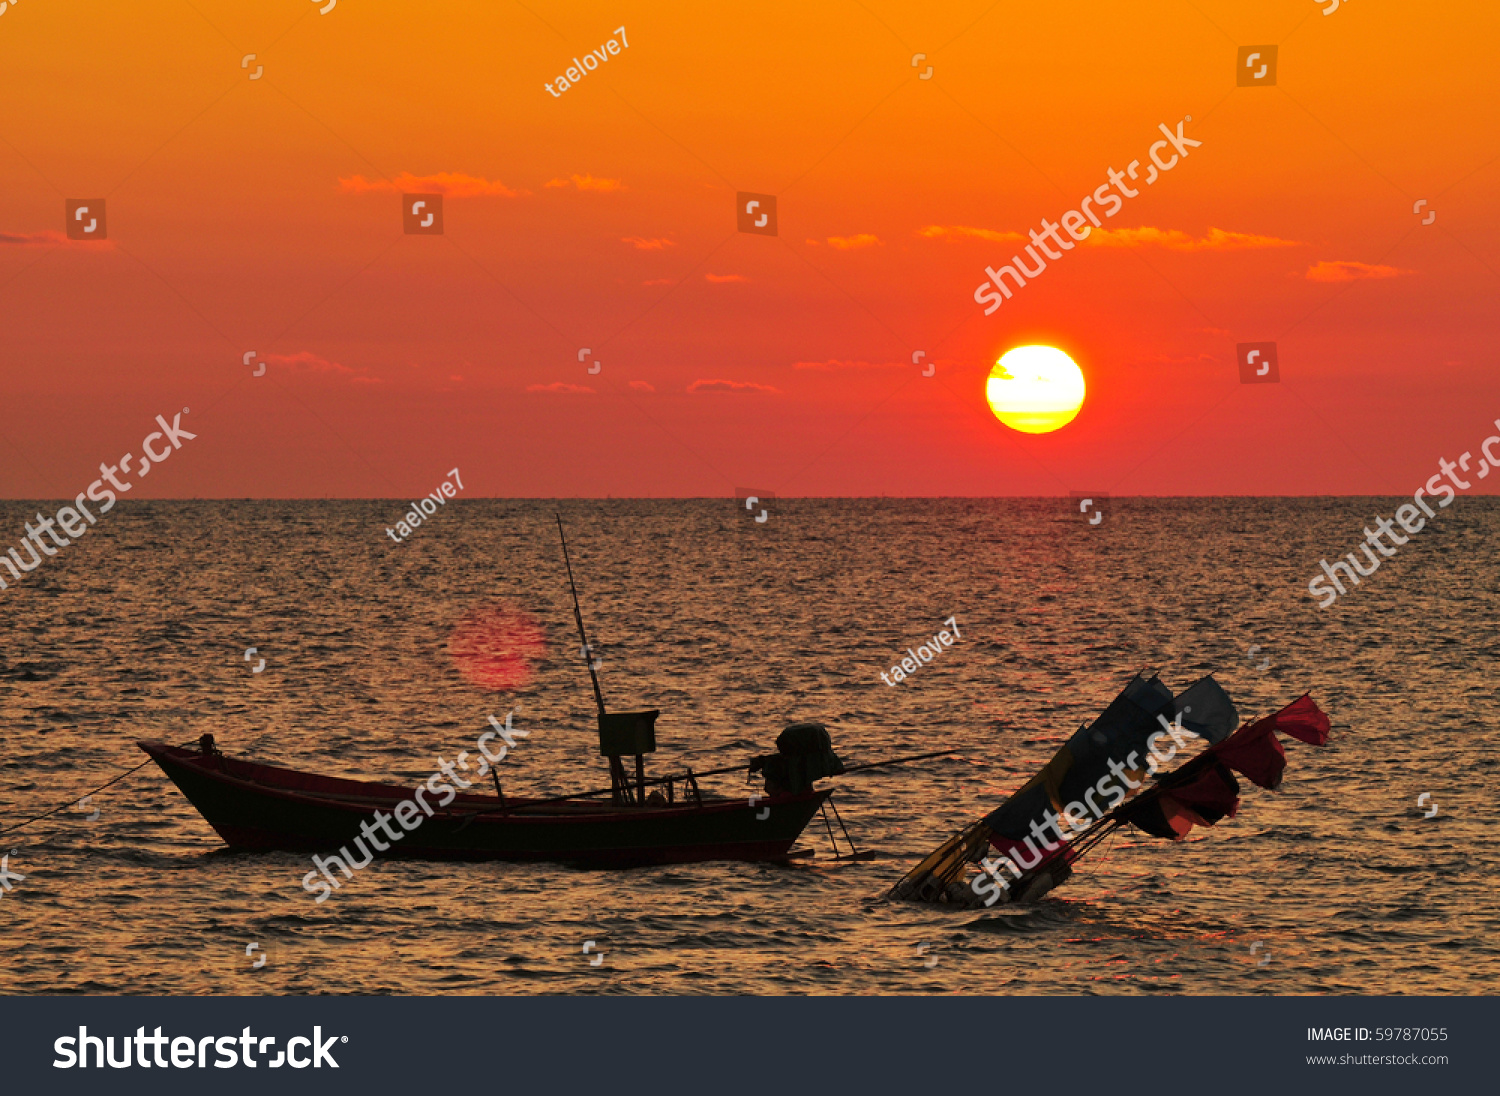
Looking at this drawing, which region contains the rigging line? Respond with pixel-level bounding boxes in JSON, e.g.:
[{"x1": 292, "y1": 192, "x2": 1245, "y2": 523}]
[
  {"x1": 1072, "y1": 826, "x2": 1120, "y2": 883},
  {"x1": 506, "y1": 0, "x2": 571, "y2": 42},
  {"x1": 0, "y1": 739, "x2": 197, "y2": 838}
]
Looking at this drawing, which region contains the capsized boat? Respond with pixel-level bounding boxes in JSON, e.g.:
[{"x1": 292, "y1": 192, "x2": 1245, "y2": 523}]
[
  {"x1": 141, "y1": 517, "x2": 919, "y2": 868},
  {"x1": 889, "y1": 672, "x2": 1331, "y2": 906}
]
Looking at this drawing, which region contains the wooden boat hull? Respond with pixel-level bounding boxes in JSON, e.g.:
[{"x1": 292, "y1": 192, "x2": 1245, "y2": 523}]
[{"x1": 138, "y1": 740, "x2": 830, "y2": 868}]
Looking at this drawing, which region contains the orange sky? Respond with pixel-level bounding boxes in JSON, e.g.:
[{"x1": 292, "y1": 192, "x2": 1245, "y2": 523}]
[{"x1": 1, "y1": 0, "x2": 1496, "y2": 497}]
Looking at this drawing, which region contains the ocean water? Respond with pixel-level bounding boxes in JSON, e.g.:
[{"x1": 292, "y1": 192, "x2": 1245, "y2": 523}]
[{"x1": 0, "y1": 498, "x2": 1495, "y2": 996}]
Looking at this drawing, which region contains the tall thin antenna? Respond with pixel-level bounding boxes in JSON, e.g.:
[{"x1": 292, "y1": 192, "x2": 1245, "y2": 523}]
[{"x1": 556, "y1": 514, "x2": 606, "y2": 720}]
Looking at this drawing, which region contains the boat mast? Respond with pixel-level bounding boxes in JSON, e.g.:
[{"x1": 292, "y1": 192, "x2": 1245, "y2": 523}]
[{"x1": 556, "y1": 515, "x2": 607, "y2": 720}]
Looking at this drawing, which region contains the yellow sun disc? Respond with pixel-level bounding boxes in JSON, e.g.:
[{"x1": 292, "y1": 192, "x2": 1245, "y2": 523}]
[{"x1": 985, "y1": 345, "x2": 1086, "y2": 434}]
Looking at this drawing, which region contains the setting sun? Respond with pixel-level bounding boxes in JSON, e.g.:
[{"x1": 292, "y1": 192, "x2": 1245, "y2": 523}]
[{"x1": 985, "y1": 346, "x2": 1087, "y2": 434}]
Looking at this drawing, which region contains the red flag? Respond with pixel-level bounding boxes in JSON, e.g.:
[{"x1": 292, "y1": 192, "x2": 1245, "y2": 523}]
[
  {"x1": 1267, "y1": 693, "x2": 1332, "y2": 746},
  {"x1": 1209, "y1": 694, "x2": 1331, "y2": 790},
  {"x1": 1167, "y1": 761, "x2": 1241, "y2": 826}
]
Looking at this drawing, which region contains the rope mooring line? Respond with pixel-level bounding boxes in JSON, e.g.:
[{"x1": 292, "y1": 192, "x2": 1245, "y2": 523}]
[{"x1": 0, "y1": 739, "x2": 193, "y2": 838}]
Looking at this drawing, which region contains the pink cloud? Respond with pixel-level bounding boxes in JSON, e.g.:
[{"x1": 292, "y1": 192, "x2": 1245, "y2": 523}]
[
  {"x1": 546, "y1": 174, "x2": 625, "y2": 192},
  {"x1": 1304, "y1": 260, "x2": 1412, "y2": 282},
  {"x1": 265, "y1": 351, "x2": 381, "y2": 384},
  {"x1": 1084, "y1": 226, "x2": 1303, "y2": 251},
  {"x1": 628, "y1": 381, "x2": 655, "y2": 393},
  {"x1": 705, "y1": 273, "x2": 747, "y2": 283},
  {"x1": 825, "y1": 234, "x2": 882, "y2": 250},
  {"x1": 338, "y1": 172, "x2": 524, "y2": 197},
  {"x1": 1128, "y1": 353, "x2": 1219, "y2": 366},
  {"x1": 793, "y1": 359, "x2": 903, "y2": 371},
  {"x1": 642, "y1": 278, "x2": 674, "y2": 286},
  {"x1": 526, "y1": 382, "x2": 594, "y2": 394},
  {"x1": 918, "y1": 225, "x2": 1025, "y2": 243},
  {"x1": 687, "y1": 379, "x2": 780, "y2": 395},
  {"x1": 622, "y1": 236, "x2": 675, "y2": 250},
  {"x1": 0, "y1": 230, "x2": 68, "y2": 246}
]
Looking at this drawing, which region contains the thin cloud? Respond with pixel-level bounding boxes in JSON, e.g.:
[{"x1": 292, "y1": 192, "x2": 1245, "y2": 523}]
[
  {"x1": 1129, "y1": 353, "x2": 1219, "y2": 366},
  {"x1": 918, "y1": 225, "x2": 1025, "y2": 243},
  {"x1": 622, "y1": 236, "x2": 675, "y2": 250},
  {"x1": 705, "y1": 273, "x2": 747, "y2": 283},
  {"x1": 526, "y1": 382, "x2": 595, "y2": 394},
  {"x1": 687, "y1": 379, "x2": 781, "y2": 395},
  {"x1": 642, "y1": 278, "x2": 674, "y2": 286},
  {"x1": 265, "y1": 351, "x2": 381, "y2": 385},
  {"x1": 546, "y1": 174, "x2": 625, "y2": 191},
  {"x1": 1084, "y1": 227, "x2": 1303, "y2": 251},
  {"x1": 338, "y1": 172, "x2": 524, "y2": 198},
  {"x1": 822, "y1": 234, "x2": 882, "y2": 250},
  {"x1": 1304, "y1": 260, "x2": 1412, "y2": 282},
  {"x1": 0, "y1": 230, "x2": 68, "y2": 246},
  {"x1": 793, "y1": 359, "x2": 903, "y2": 371},
  {"x1": 628, "y1": 381, "x2": 655, "y2": 393}
]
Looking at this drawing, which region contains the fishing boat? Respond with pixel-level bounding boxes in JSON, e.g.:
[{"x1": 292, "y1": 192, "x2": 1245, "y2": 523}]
[
  {"x1": 136, "y1": 733, "x2": 834, "y2": 868},
  {"x1": 141, "y1": 518, "x2": 933, "y2": 869},
  {"x1": 890, "y1": 672, "x2": 1331, "y2": 906}
]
